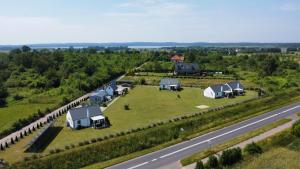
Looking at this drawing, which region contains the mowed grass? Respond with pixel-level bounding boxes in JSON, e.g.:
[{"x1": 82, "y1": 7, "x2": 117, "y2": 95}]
[
  {"x1": 0, "y1": 88, "x2": 62, "y2": 133},
  {"x1": 45, "y1": 86, "x2": 257, "y2": 151}
]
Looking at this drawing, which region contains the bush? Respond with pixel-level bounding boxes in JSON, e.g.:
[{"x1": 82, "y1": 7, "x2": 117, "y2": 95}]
[
  {"x1": 219, "y1": 147, "x2": 242, "y2": 166},
  {"x1": 65, "y1": 145, "x2": 70, "y2": 150},
  {"x1": 244, "y1": 142, "x2": 263, "y2": 155},
  {"x1": 206, "y1": 155, "x2": 219, "y2": 169},
  {"x1": 13, "y1": 94, "x2": 24, "y2": 101},
  {"x1": 124, "y1": 104, "x2": 130, "y2": 110},
  {"x1": 292, "y1": 120, "x2": 300, "y2": 137},
  {"x1": 195, "y1": 161, "x2": 205, "y2": 169}
]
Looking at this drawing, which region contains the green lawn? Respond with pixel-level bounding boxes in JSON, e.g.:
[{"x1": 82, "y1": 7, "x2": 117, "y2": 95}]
[
  {"x1": 45, "y1": 86, "x2": 257, "y2": 151},
  {"x1": 0, "y1": 88, "x2": 62, "y2": 133}
]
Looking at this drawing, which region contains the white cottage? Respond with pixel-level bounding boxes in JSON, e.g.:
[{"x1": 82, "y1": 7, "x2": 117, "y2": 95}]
[
  {"x1": 66, "y1": 106, "x2": 106, "y2": 129},
  {"x1": 204, "y1": 81, "x2": 244, "y2": 99}
]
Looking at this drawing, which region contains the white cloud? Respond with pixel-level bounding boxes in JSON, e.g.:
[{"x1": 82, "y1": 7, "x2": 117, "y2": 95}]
[{"x1": 279, "y1": 3, "x2": 300, "y2": 12}]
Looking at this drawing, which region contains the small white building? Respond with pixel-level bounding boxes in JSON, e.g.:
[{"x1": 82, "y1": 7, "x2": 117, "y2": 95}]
[
  {"x1": 204, "y1": 81, "x2": 244, "y2": 99},
  {"x1": 66, "y1": 106, "x2": 106, "y2": 129}
]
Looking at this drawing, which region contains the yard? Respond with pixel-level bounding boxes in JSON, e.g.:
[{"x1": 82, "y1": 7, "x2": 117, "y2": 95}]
[{"x1": 44, "y1": 86, "x2": 257, "y2": 151}]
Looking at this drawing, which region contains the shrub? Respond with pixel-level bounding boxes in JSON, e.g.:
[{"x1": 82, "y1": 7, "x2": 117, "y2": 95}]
[
  {"x1": 292, "y1": 120, "x2": 300, "y2": 137},
  {"x1": 219, "y1": 147, "x2": 242, "y2": 166},
  {"x1": 195, "y1": 161, "x2": 205, "y2": 169},
  {"x1": 0, "y1": 144, "x2": 4, "y2": 151},
  {"x1": 206, "y1": 155, "x2": 219, "y2": 169},
  {"x1": 13, "y1": 94, "x2": 24, "y2": 101},
  {"x1": 124, "y1": 104, "x2": 130, "y2": 110},
  {"x1": 244, "y1": 142, "x2": 263, "y2": 155},
  {"x1": 54, "y1": 148, "x2": 61, "y2": 153},
  {"x1": 49, "y1": 149, "x2": 55, "y2": 154},
  {"x1": 70, "y1": 144, "x2": 75, "y2": 148},
  {"x1": 84, "y1": 140, "x2": 90, "y2": 145},
  {"x1": 10, "y1": 137, "x2": 14, "y2": 144},
  {"x1": 91, "y1": 138, "x2": 97, "y2": 143},
  {"x1": 65, "y1": 145, "x2": 70, "y2": 150}
]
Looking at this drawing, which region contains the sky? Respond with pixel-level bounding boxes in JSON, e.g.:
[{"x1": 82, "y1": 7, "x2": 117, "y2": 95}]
[{"x1": 0, "y1": 0, "x2": 300, "y2": 44}]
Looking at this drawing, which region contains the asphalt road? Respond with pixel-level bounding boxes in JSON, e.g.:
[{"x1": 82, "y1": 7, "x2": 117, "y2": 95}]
[{"x1": 107, "y1": 101, "x2": 300, "y2": 169}]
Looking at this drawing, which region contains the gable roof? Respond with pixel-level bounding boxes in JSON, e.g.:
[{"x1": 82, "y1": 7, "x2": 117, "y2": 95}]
[
  {"x1": 160, "y1": 78, "x2": 180, "y2": 85},
  {"x1": 210, "y1": 84, "x2": 232, "y2": 93},
  {"x1": 226, "y1": 81, "x2": 244, "y2": 90},
  {"x1": 91, "y1": 89, "x2": 107, "y2": 98},
  {"x1": 175, "y1": 62, "x2": 199, "y2": 72},
  {"x1": 171, "y1": 54, "x2": 184, "y2": 62},
  {"x1": 108, "y1": 80, "x2": 117, "y2": 90},
  {"x1": 68, "y1": 106, "x2": 102, "y2": 121}
]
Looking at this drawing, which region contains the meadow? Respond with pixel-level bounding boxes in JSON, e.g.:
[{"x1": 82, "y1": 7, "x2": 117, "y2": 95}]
[{"x1": 0, "y1": 88, "x2": 63, "y2": 133}]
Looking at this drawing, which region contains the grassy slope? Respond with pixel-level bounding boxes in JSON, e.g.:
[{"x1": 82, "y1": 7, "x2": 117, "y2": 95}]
[
  {"x1": 231, "y1": 136, "x2": 300, "y2": 169},
  {"x1": 45, "y1": 86, "x2": 257, "y2": 151},
  {"x1": 0, "y1": 88, "x2": 62, "y2": 133}
]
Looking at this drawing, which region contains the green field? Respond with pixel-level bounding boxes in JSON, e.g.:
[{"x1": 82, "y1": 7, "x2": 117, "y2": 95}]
[
  {"x1": 0, "y1": 88, "x2": 63, "y2": 133},
  {"x1": 44, "y1": 86, "x2": 257, "y2": 151}
]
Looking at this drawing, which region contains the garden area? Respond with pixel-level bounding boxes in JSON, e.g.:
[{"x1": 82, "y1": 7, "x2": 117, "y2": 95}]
[{"x1": 42, "y1": 86, "x2": 257, "y2": 152}]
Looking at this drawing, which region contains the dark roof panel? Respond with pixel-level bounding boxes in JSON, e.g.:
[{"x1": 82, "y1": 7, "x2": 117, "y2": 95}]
[{"x1": 68, "y1": 106, "x2": 102, "y2": 121}]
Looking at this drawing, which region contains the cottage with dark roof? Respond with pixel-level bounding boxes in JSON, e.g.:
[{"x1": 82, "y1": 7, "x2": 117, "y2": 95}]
[
  {"x1": 159, "y1": 78, "x2": 181, "y2": 91},
  {"x1": 174, "y1": 62, "x2": 199, "y2": 75},
  {"x1": 204, "y1": 81, "x2": 245, "y2": 99},
  {"x1": 226, "y1": 81, "x2": 245, "y2": 95},
  {"x1": 66, "y1": 106, "x2": 107, "y2": 129},
  {"x1": 90, "y1": 89, "x2": 107, "y2": 104}
]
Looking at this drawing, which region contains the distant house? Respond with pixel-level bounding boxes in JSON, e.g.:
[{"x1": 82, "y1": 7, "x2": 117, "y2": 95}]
[
  {"x1": 159, "y1": 78, "x2": 181, "y2": 90},
  {"x1": 171, "y1": 54, "x2": 184, "y2": 62},
  {"x1": 90, "y1": 89, "x2": 107, "y2": 104},
  {"x1": 174, "y1": 62, "x2": 199, "y2": 75},
  {"x1": 105, "y1": 80, "x2": 117, "y2": 96},
  {"x1": 203, "y1": 81, "x2": 245, "y2": 99},
  {"x1": 66, "y1": 106, "x2": 107, "y2": 129}
]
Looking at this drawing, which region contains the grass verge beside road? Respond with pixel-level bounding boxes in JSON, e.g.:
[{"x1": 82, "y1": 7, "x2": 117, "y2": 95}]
[{"x1": 180, "y1": 118, "x2": 291, "y2": 166}]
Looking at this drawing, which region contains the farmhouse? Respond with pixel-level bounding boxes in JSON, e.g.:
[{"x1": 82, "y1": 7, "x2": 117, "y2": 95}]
[
  {"x1": 159, "y1": 78, "x2": 181, "y2": 90},
  {"x1": 204, "y1": 81, "x2": 245, "y2": 99},
  {"x1": 66, "y1": 106, "x2": 107, "y2": 129},
  {"x1": 171, "y1": 54, "x2": 184, "y2": 62},
  {"x1": 174, "y1": 62, "x2": 199, "y2": 75}
]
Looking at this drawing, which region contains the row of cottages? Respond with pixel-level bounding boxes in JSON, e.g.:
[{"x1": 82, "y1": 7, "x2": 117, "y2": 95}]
[
  {"x1": 66, "y1": 105, "x2": 107, "y2": 129},
  {"x1": 204, "y1": 81, "x2": 245, "y2": 99},
  {"x1": 159, "y1": 78, "x2": 181, "y2": 91},
  {"x1": 174, "y1": 62, "x2": 200, "y2": 75}
]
